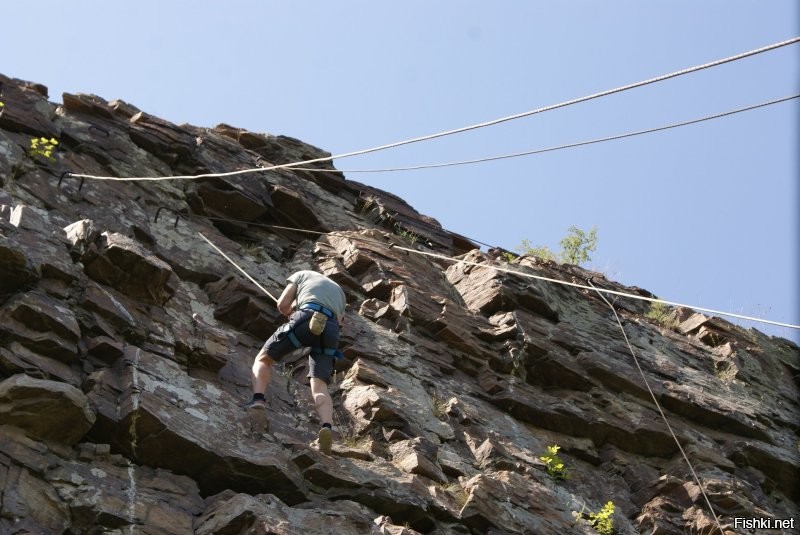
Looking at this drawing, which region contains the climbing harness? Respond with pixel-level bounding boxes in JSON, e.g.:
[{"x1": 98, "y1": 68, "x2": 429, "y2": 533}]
[
  {"x1": 286, "y1": 304, "x2": 344, "y2": 360},
  {"x1": 197, "y1": 232, "x2": 346, "y2": 358}
]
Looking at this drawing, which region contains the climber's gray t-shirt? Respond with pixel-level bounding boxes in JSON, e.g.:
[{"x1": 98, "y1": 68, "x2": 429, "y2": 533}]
[{"x1": 287, "y1": 270, "x2": 346, "y2": 319}]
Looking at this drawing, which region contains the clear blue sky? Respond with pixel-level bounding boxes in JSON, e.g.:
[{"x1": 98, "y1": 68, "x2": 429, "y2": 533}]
[{"x1": 3, "y1": 2, "x2": 798, "y2": 342}]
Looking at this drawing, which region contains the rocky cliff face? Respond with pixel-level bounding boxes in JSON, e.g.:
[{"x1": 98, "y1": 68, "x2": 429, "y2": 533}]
[{"x1": 0, "y1": 73, "x2": 798, "y2": 535}]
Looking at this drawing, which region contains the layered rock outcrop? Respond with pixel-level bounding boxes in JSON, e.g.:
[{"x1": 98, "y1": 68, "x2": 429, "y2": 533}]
[{"x1": 0, "y1": 73, "x2": 798, "y2": 534}]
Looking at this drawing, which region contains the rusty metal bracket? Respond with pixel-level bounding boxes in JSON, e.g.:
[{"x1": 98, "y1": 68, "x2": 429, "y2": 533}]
[
  {"x1": 57, "y1": 171, "x2": 85, "y2": 191},
  {"x1": 154, "y1": 206, "x2": 184, "y2": 228}
]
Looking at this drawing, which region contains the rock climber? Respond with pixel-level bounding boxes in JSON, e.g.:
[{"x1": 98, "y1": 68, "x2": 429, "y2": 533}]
[{"x1": 246, "y1": 270, "x2": 346, "y2": 455}]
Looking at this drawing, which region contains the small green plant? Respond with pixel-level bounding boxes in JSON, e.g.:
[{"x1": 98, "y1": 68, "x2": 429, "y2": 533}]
[
  {"x1": 333, "y1": 409, "x2": 362, "y2": 449},
  {"x1": 395, "y1": 227, "x2": 420, "y2": 245},
  {"x1": 573, "y1": 501, "x2": 616, "y2": 534},
  {"x1": 241, "y1": 241, "x2": 269, "y2": 261},
  {"x1": 338, "y1": 430, "x2": 362, "y2": 448},
  {"x1": 516, "y1": 225, "x2": 598, "y2": 266},
  {"x1": 645, "y1": 301, "x2": 678, "y2": 329},
  {"x1": 588, "y1": 501, "x2": 615, "y2": 535},
  {"x1": 516, "y1": 239, "x2": 557, "y2": 261},
  {"x1": 501, "y1": 251, "x2": 516, "y2": 262},
  {"x1": 278, "y1": 363, "x2": 298, "y2": 397},
  {"x1": 431, "y1": 391, "x2": 449, "y2": 419},
  {"x1": 559, "y1": 225, "x2": 598, "y2": 265},
  {"x1": 29, "y1": 136, "x2": 59, "y2": 162},
  {"x1": 442, "y1": 482, "x2": 470, "y2": 508},
  {"x1": 713, "y1": 360, "x2": 738, "y2": 383},
  {"x1": 357, "y1": 195, "x2": 377, "y2": 215},
  {"x1": 539, "y1": 444, "x2": 568, "y2": 480}
]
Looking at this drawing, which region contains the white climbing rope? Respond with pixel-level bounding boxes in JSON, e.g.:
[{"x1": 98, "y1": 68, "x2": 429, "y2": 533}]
[
  {"x1": 193, "y1": 223, "x2": 761, "y2": 535},
  {"x1": 65, "y1": 37, "x2": 799, "y2": 182},
  {"x1": 193, "y1": 220, "x2": 798, "y2": 331},
  {"x1": 289, "y1": 95, "x2": 800, "y2": 174},
  {"x1": 197, "y1": 232, "x2": 279, "y2": 303},
  {"x1": 382, "y1": 243, "x2": 800, "y2": 331},
  {"x1": 587, "y1": 279, "x2": 726, "y2": 535}
]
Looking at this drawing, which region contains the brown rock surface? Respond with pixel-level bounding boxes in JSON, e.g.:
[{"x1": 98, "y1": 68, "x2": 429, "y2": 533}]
[
  {"x1": 0, "y1": 374, "x2": 95, "y2": 445},
  {"x1": 0, "y1": 73, "x2": 797, "y2": 534}
]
